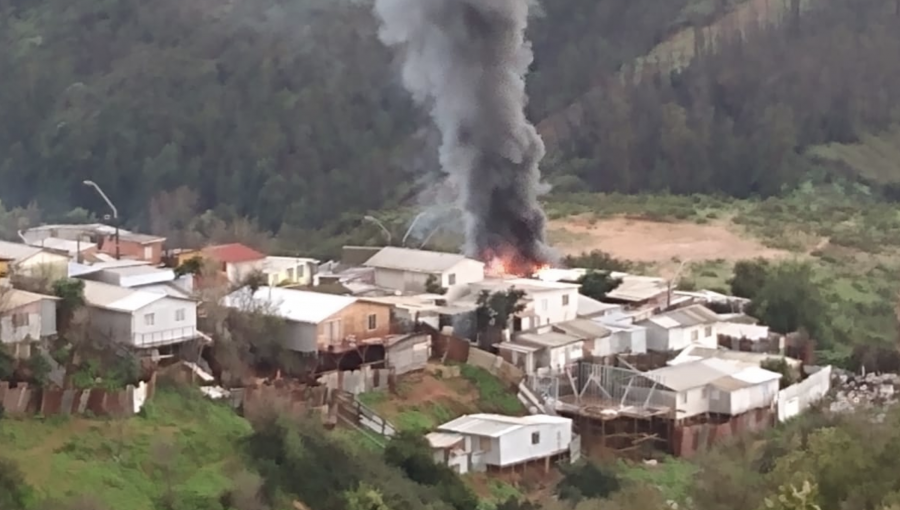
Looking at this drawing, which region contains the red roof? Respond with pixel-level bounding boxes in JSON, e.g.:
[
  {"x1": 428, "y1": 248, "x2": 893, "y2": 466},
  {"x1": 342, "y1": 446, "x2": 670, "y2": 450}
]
[{"x1": 202, "y1": 243, "x2": 265, "y2": 264}]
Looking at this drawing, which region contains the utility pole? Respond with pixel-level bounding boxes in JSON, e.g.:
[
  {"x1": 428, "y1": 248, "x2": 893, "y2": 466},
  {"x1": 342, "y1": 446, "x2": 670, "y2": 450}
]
[
  {"x1": 83, "y1": 180, "x2": 120, "y2": 260},
  {"x1": 363, "y1": 215, "x2": 392, "y2": 246}
]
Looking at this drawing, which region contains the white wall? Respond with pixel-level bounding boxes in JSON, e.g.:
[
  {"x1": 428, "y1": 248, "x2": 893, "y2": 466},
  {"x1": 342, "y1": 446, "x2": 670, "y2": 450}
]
[
  {"x1": 497, "y1": 421, "x2": 572, "y2": 466},
  {"x1": 18, "y1": 252, "x2": 69, "y2": 280},
  {"x1": 547, "y1": 342, "x2": 584, "y2": 369},
  {"x1": 674, "y1": 387, "x2": 711, "y2": 419},
  {"x1": 644, "y1": 322, "x2": 717, "y2": 352},
  {"x1": 0, "y1": 310, "x2": 42, "y2": 343},
  {"x1": 726, "y1": 379, "x2": 780, "y2": 415},
  {"x1": 778, "y1": 366, "x2": 832, "y2": 422},
  {"x1": 131, "y1": 297, "x2": 198, "y2": 347},
  {"x1": 441, "y1": 260, "x2": 485, "y2": 288},
  {"x1": 531, "y1": 289, "x2": 579, "y2": 326},
  {"x1": 226, "y1": 260, "x2": 266, "y2": 284},
  {"x1": 285, "y1": 321, "x2": 319, "y2": 353}
]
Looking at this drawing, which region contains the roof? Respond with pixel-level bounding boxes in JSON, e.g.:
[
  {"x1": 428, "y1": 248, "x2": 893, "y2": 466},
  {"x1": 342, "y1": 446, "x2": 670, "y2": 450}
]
[
  {"x1": 224, "y1": 286, "x2": 357, "y2": 324},
  {"x1": 468, "y1": 277, "x2": 579, "y2": 294},
  {"x1": 0, "y1": 289, "x2": 58, "y2": 312},
  {"x1": 81, "y1": 280, "x2": 169, "y2": 312},
  {"x1": 535, "y1": 268, "x2": 587, "y2": 283},
  {"x1": 497, "y1": 342, "x2": 542, "y2": 354},
  {"x1": 669, "y1": 345, "x2": 800, "y2": 368},
  {"x1": 517, "y1": 330, "x2": 583, "y2": 348},
  {"x1": 640, "y1": 304, "x2": 719, "y2": 330},
  {"x1": 646, "y1": 358, "x2": 738, "y2": 391},
  {"x1": 25, "y1": 224, "x2": 164, "y2": 244},
  {"x1": 263, "y1": 256, "x2": 319, "y2": 272},
  {"x1": 0, "y1": 241, "x2": 44, "y2": 262},
  {"x1": 202, "y1": 243, "x2": 266, "y2": 264},
  {"x1": 27, "y1": 237, "x2": 97, "y2": 255},
  {"x1": 100, "y1": 265, "x2": 176, "y2": 287},
  {"x1": 553, "y1": 318, "x2": 611, "y2": 339},
  {"x1": 364, "y1": 247, "x2": 482, "y2": 273},
  {"x1": 605, "y1": 275, "x2": 669, "y2": 303},
  {"x1": 577, "y1": 295, "x2": 622, "y2": 318},
  {"x1": 438, "y1": 413, "x2": 571, "y2": 438},
  {"x1": 425, "y1": 432, "x2": 465, "y2": 449},
  {"x1": 138, "y1": 282, "x2": 192, "y2": 299}
]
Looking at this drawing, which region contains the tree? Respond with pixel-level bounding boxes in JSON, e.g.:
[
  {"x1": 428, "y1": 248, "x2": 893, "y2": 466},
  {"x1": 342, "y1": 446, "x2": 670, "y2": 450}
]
[
  {"x1": 556, "y1": 461, "x2": 622, "y2": 503},
  {"x1": 575, "y1": 271, "x2": 622, "y2": 301},
  {"x1": 730, "y1": 259, "x2": 771, "y2": 299},
  {"x1": 563, "y1": 250, "x2": 631, "y2": 272},
  {"x1": 424, "y1": 274, "x2": 446, "y2": 295},
  {"x1": 52, "y1": 278, "x2": 85, "y2": 335},
  {"x1": 747, "y1": 261, "x2": 831, "y2": 347},
  {"x1": 475, "y1": 288, "x2": 526, "y2": 349},
  {"x1": 344, "y1": 483, "x2": 391, "y2": 510}
]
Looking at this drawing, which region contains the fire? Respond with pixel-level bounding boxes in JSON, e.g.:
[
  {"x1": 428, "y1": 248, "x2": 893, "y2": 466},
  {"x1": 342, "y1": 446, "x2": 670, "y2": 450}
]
[{"x1": 483, "y1": 249, "x2": 552, "y2": 278}]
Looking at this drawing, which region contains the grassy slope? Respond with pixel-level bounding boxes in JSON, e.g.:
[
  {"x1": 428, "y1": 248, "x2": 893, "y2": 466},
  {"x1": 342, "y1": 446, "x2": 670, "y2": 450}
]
[
  {"x1": 808, "y1": 126, "x2": 900, "y2": 186},
  {"x1": 0, "y1": 388, "x2": 252, "y2": 509}
]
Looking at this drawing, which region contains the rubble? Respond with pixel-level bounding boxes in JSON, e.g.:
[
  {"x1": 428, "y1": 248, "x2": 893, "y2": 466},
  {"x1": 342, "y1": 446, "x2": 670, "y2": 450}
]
[{"x1": 829, "y1": 370, "x2": 900, "y2": 416}]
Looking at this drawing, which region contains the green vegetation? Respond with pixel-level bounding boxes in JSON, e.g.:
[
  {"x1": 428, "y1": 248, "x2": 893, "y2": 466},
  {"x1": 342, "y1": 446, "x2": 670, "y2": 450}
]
[
  {"x1": 459, "y1": 365, "x2": 524, "y2": 416},
  {"x1": 0, "y1": 387, "x2": 252, "y2": 510},
  {"x1": 616, "y1": 458, "x2": 698, "y2": 505}
]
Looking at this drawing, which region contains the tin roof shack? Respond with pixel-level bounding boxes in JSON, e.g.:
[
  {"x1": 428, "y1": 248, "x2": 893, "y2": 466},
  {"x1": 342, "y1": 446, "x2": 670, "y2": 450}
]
[
  {"x1": 426, "y1": 413, "x2": 574, "y2": 474},
  {"x1": 23, "y1": 224, "x2": 166, "y2": 264},
  {"x1": 645, "y1": 358, "x2": 781, "y2": 420},
  {"x1": 637, "y1": 305, "x2": 720, "y2": 352},
  {"x1": 384, "y1": 333, "x2": 430, "y2": 376},
  {"x1": 603, "y1": 274, "x2": 670, "y2": 311},
  {"x1": 224, "y1": 287, "x2": 392, "y2": 364},
  {"x1": 364, "y1": 247, "x2": 486, "y2": 293}
]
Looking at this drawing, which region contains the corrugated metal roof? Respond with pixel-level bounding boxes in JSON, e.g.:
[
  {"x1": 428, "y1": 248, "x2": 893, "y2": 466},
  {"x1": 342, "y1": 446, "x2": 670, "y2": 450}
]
[
  {"x1": 517, "y1": 331, "x2": 583, "y2": 348},
  {"x1": 426, "y1": 431, "x2": 464, "y2": 449},
  {"x1": 82, "y1": 280, "x2": 168, "y2": 312},
  {"x1": 364, "y1": 247, "x2": 481, "y2": 273},
  {"x1": 438, "y1": 413, "x2": 570, "y2": 437},
  {"x1": 647, "y1": 358, "x2": 737, "y2": 391},
  {"x1": 224, "y1": 286, "x2": 357, "y2": 324},
  {"x1": 641, "y1": 304, "x2": 719, "y2": 330},
  {"x1": 577, "y1": 295, "x2": 621, "y2": 318},
  {"x1": 553, "y1": 318, "x2": 611, "y2": 339},
  {"x1": 605, "y1": 275, "x2": 668, "y2": 302},
  {"x1": 497, "y1": 342, "x2": 541, "y2": 353},
  {"x1": 469, "y1": 277, "x2": 579, "y2": 294},
  {"x1": 670, "y1": 345, "x2": 798, "y2": 368},
  {"x1": 0, "y1": 240, "x2": 43, "y2": 262},
  {"x1": 0, "y1": 289, "x2": 58, "y2": 312}
]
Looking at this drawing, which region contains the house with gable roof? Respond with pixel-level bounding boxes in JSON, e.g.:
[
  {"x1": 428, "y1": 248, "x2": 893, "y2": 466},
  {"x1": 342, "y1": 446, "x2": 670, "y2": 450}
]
[{"x1": 363, "y1": 247, "x2": 485, "y2": 293}]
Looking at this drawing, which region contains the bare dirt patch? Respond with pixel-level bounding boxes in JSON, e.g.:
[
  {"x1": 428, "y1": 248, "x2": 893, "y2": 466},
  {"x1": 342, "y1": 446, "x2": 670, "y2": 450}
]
[{"x1": 549, "y1": 215, "x2": 791, "y2": 266}]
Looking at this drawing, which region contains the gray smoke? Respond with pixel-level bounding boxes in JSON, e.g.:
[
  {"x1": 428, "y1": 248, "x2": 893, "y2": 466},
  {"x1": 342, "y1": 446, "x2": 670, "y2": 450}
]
[{"x1": 374, "y1": 0, "x2": 552, "y2": 270}]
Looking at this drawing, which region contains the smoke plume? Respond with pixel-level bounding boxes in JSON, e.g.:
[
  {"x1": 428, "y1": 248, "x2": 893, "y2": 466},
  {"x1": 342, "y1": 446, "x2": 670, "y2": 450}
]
[{"x1": 374, "y1": 0, "x2": 552, "y2": 270}]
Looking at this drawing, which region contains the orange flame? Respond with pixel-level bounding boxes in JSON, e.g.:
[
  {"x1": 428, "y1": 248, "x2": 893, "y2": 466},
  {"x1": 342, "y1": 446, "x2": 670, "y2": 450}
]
[{"x1": 483, "y1": 250, "x2": 552, "y2": 278}]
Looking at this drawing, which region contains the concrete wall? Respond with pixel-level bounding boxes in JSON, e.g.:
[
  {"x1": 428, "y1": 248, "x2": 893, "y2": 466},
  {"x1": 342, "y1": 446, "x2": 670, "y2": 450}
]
[{"x1": 777, "y1": 365, "x2": 832, "y2": 422}]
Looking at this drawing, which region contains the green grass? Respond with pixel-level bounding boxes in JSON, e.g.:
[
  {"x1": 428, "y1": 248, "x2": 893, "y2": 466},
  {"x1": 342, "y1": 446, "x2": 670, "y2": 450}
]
[
  {"x1": 0, "y1": 386, "x2": 253, "y2": 510},
  {"x1": 460, "y1": 365, "x2": 525, "y2": 416},
  {"x1": 617, "y1": 457, "x2": 698, "y2": 504},
  {"x1": 808, "y1": 126, "x2": 900, "y2": 185}
]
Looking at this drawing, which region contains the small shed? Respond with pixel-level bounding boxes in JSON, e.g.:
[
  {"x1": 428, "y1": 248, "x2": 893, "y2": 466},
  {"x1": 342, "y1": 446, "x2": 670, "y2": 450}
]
[{"x1": 385, "y1": 333, "x2": 430, "y2": 375}]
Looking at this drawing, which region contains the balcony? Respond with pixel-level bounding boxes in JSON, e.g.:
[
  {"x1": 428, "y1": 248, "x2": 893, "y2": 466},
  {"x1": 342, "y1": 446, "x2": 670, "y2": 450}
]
[{"x1": 132, "y1": 326, "x2": 199, "y2": 348}]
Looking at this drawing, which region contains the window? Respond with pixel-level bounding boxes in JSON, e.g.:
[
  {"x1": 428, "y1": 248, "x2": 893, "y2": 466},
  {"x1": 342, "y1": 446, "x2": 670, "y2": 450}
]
[
  {"x1": 480, "y1": 436, "x2": 492, "y2": 452},
  {"x1": 447, "y1": 273, "x2": 456, "y2": 285},
  {"x1": 143, "y1": 246, "x2": 153, "y2": 260},
  {"x1": 175, "y1": 309, "x2": 186, "y2": 322},
  {"x1": 531, "y1": 432, "x2": 540, "y2": 445},
  {"x1": 562, "y1": 294, "x2": 569, "y2": 306},
  {"x1": 144, "y1": 313, "x2": 155, "y2": 326},
  {"x1": 680, "y1": 393, "x2": 688, "y2": 404},
  {"x1": 691, "y1": 330, "x2": 699, "y2": 342},
  {"x1": 367, "y1": 313, "x2": 378, "y2": 331},
  {"x1": 11, "y1": 313, "x2": 29, "y2": 328},
  {"x1": 705, "y1": 326, "x2": 712, "y2": 337}
]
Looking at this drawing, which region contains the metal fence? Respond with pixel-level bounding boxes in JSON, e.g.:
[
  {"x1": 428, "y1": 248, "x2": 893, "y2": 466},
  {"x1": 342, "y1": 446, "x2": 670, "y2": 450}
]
[{"x1": 529, "y1": 362, "x2": 669, "y2": 411}]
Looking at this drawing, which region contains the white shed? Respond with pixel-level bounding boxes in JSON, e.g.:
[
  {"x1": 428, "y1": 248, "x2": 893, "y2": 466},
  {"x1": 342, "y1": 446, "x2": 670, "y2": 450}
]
[
  {"x1": 364, "y1": 247, "x2": 485, "y2": 293},
  {"x1": 637, "y1": 304, "x2": 720, "y2": 351},
  {"x1": 427, "y1": 413, "x2": 573, "y2": 473}
]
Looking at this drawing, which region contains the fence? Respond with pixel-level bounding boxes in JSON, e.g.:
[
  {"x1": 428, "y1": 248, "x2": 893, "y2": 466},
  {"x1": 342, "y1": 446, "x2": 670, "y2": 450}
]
[
  {"x1": 335, "y1": 391, "x2": 396, "y2": 438},
  {"x1": 777, "y1": 365, "x2": 832, "y2": 422},
  {"x1": 230, "y1": 381, "x2": 331, "y2": 420},
  {"x1": 317, "y1": 365, "x2": 394, "y2": 395},
  {"x1": 0, "y1": 377, "x2": 154, "y2": 418},
  {"x1": 672, "y1": 407, "x2": 774, "y2": 457}
]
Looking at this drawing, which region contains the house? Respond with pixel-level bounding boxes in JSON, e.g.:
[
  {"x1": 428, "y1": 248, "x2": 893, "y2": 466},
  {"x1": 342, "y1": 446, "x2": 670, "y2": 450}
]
[
  {"x1": 643, "y1": 358, "x2": 781, "y2": 419},
  {"x1": 360, "y1": 294, "x2": 479, "y2": 336},
  {"x1": 223, "y1": 286, "x2": 392, "y2": 353},
  {"x1": 426, "y1": 413, "x2": 574, "y2": 474},
  {"x1": 637, "y1": 304, "x2": 720, "y2": 352},
  {"x1": 576, "y1": 295, "x2": 623, "y2": 319},
  {"x1": 200, "y1": 243, "x2": 267, "y2": 284},
  {"x1": 0, "y1": 240, "x2": 69, "y2": 280},
  {"x1": 26, "y1": 236, "x2": 98, "y2": 260},
  {"x1": 596, "y1": 312, "x2": 648, "y2": 357},
  {"x1": 74, "y1": 263, "x2": 193, "y2": 298},
  {"x1": 363, "y1": 247, "x2": 485, "y2": 293},
  {"x1": 716, "y1": 322, "x2": 782, "y2": 353},
  {"x1": 0, "y1": 288, "x2": 59, "y2": 358},
  {"x1": 23, "y1": 224, "x2": 166, "y2": 264},
  {"x1": 504, "y1": 329, "x2": 583, "y2": 373},
  {"x1": 603, "y1": 274, "x2": 670, "y2": 311},
  {"x1": 262, "y1": 256, "x2": 319, "y2": 287},
  {"x1": 464, "y1": 278, "x2": 580, "y2": 330},
  {"x1": 81, "y1": 280, "x2": 199, "y2": 349}
]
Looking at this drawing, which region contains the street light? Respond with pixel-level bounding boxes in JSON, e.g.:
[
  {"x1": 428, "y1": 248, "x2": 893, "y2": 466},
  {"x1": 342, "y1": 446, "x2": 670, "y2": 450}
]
[
  {"x1": 363, "y1": 215, "x2": 392, "y2": 246},
  {"x1": 83, "y1": 180, "x2": 120, "y2": 260}
]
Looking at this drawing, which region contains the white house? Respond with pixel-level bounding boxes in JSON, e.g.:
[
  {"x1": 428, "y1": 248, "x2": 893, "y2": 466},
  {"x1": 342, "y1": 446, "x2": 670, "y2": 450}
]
[
  {"x1": 465, "y1": 278, "x2": 580, "y2": 330},
  {"x1": 596, "y1": 312, "x2": 648, "y2": 357},
  {"x1": 642, "y1": 358, "x2": 781, "y2": 419},
  {"x1": 262, "y1": 256, "x2": 319, "y2": 287},
  {"x1": 363, "y1": 247, "x2": 485, "y2": 293},
  {"x1": 576, "y1": 295, "x2": 623, "y2": 319},
  {"x1": 637, "y1": 304, "x2": 720, "y2": 351},
  {"x1": 505, "y1": 329, "x2": 584, "y2": 374},
  {"x1": 426, "y1": 413, "x2": 573, "y2": 474},
  {"x1": 200, "y1": 243, "x2": 267, "y2": 284},
  {"x1": 0, "y1": 288, "x2": 59, "y2": 358},
  {"x1": 81, "y1": 280, "x2": 198, "y2": 349},
  {"x1": 75, "y1": 263, "x2": 193, "y2": 298},
  {"x1": 0, "y1": 240, "x2": 69, "y2": 280}
]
